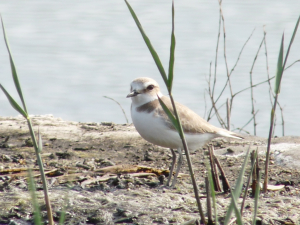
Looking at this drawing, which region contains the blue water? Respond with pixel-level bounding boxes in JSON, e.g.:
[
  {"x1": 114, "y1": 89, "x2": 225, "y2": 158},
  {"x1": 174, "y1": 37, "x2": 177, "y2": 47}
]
[{"x1": 0, "y1": 0, "x2": 299, "y2": 137}]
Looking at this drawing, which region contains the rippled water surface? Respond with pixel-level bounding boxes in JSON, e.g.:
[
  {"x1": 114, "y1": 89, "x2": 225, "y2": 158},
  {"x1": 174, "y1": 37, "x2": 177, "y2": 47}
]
[{"x1": 0, "y1": 1, "x2": 299, "y2": 137}]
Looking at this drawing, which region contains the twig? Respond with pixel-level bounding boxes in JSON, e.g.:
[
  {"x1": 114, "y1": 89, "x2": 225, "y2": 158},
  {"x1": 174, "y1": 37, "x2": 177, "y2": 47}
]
[
  {"x1": 280, "y1": 106, "x2": 285, "y2": 136},
  {"x1": 203, "y1": 91, "x2": 207, "y2": 119},
  {"x1": 238, "y1": 110, "x2": 259, "y2": 132},
  {"x1": 218, "y1": 0, "x2": 233, "y2": 101},
  {"x1": 226, "y1": 98, "x2": 230, "y2": 131},
  {"x1": 207, "y1": 63, "x2": 226, "y2": 128},
  {"x1": 208, "y1": 145, "x2": 222, "y2": 192},
  {"x1": 209, "y1": 102, "x2": 226, "y2": 120},
  {"x1": 207, "y1": 0, "x2": 234, "y2": 129},
  {"x1": 103, "y1": 96, "x2": 129, "y2": 123},
  {"x1": 285, "y1": 59, "x2": 300, "y2": 71},
  {"x1": 214, "y1": 155, "x2": 230, "y2": 192},
  {"x1": 263, "y1": 26, "x2": 274, "y2": 107},
  {"x1": 249, "y1": 36, "x2": 265, "y2": 135},
  {"x1": 212, "y1": 11, "x2": 222, "y2": 97},
  {"x1": 233, "y1": 76, "x2": 275, "y2": 97},
  {"x1": 207, "y1": 27, "x2": 255, "y2": 125},
  {"x1": 206, "y1": 1, "x2": 222, "y2": 125},
  {"x1": 269, "y1": 219, "x2": 275, "y2": 225},
  {"x1": 230, "y1": 28, "x2": 256, "y2": 76},
  {"x1": 234, "y1": 127, "x2": 250, "y2": 135},
  {"x1": 214, "y1": 29, "x2": 255, "y2": 105},
  {"x1": 228, "y1": 218, "x2": 237, "y2": 225}
]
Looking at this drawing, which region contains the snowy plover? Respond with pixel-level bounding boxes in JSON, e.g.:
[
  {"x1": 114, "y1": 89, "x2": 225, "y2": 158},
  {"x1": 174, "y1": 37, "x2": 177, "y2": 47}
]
[{"x1": 127, "y1": 77, "x2": 243, "y2": 187}]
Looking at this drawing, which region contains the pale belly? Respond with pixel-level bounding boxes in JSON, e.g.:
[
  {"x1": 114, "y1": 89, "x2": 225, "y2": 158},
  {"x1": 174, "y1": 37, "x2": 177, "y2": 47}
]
[{"x1": 131, "y1": 109, "x2": 216, "y2": 150}]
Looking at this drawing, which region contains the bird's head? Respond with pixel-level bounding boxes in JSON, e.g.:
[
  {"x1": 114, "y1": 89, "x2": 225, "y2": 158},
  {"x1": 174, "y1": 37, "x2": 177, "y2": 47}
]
[{"x1": 127, "y1": 77, "x2": 162, "y2": 106}]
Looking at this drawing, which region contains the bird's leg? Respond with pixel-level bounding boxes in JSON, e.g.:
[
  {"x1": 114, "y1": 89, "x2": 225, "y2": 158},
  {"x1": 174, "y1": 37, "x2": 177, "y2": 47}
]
[
  {"x1": 166, "y1": 148, "x2": 177, "y2": 186},
  {"x1": 171, "y1": 147, "x2": 183, "y2": 187}
]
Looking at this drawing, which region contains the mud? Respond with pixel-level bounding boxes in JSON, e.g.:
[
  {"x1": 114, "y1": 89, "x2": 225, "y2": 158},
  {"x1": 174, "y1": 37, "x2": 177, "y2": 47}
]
[{"x1": 0, "y1": 115, "x2": 299, "y2": 225}]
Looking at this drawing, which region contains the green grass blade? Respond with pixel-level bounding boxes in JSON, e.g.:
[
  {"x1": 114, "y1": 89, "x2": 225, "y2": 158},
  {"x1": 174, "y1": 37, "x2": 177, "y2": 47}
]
[
  {"x1": 207, "y1": 164, "x2": 218, "y2": 224},
  {"x1": 224, "y1": 147, "x2": 250, "y2": 224},
  {"x1": 167, "y1": 0, "x2": 176, "y2": 93},
  {"x1": 230, "y1": 190, "x2": 243, "y2": 225},
  {"x1": 282, "y1": 15, "x2": 300, "y2": 70},
  {"x1": 38, "y1": 130, "x2": 43, "y2": 153},
  {"x1": 274, "y1": 15, "x2": 300, "y2": 94},
  {"x1": 59, "y1": 192, "x2": 69, "y2": 225},
  {"x1": 28, "y1": 169, "x2": 42, "y2": 225},
  {"x1": 59, "y1": 207, "x2": 66, "y2": 225},
  {"x1": 274, "y1": 34, "x2": 284, "y2": 94},
  {"x1": 0, "y1": 16, "x2": 28, "y2": 113},
  {"x1": 240, "y1": 148, "x2": 258, "y2": 214},
  {"x1": 252, "y1": 172, "x2": 262, "y2": 225},
  {"x1": 0, "y1": 84, "x2": 28, "y2": 118},
  {"x1": 157, "y1": 96, "x2": 180, "y2": 133},
  {"x1": 124, "y1": 0, "x2": 168, "y2": 87}
]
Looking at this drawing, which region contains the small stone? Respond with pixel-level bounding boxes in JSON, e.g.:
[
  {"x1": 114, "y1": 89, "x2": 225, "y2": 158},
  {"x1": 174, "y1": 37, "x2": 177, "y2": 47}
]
[
  {"x1": 115, "y1": 208, "x2": 126, "y2": 216},
  {"x1": 49, "y1": 153, "x2": 56, "y2": 159},
  {"x1": 2, "y1": 155, "x2": 12, "y2": 162},
  {"x1": 203, "y1": 150, "x2": 209, "y2": 155},
  {"x1": 24, "y1": 138, "x2": 33, "y2": 147},
  {"x1": 123, "y1": 144, "x2": 133, "y2": 148},
  {"x1": 76, "y1": 163, "x2": 91, "y2": 170},
  {"x1": 48, "y1": 161, "x2": 58, "y2": 167},
  {"x1": 73, "y1": 147, "x2": 89, "y2": 151},
  {"x1": 117, "y1": 183, "x2": 126, "y2": 189},
  {"x1": 100, "y1": 160, "x2": 115, "y2": 167},
  {"x1": 87, "y1": 215, "x2": 104, "y2": 224},
  {"x1": 8, "y1": 219, "x2": 31, "y2": 225},
  {"x1": 227, "y1": 148, "x2": 234, "y2": 153},
  {"x1": 144, "y1": 151, "x2": 154, "y2": 161},
  {"x1": 145, "y1": 182, "x2": 159, "y2": 188},
  {"x1": 86, "y1": 122, "x2": 98, "y2": 126},
  {"x1": 56, "y1": 152, "x2": 72, "y2": 159},
  {"x1": 101, "y1": 122, "x2": 114, "y2": 126},
  {"x1": 0, "y1": 143, "x2": 9, "y2": 148},
  {"x1": 108, "y1": 177, "x2": 120, "y2": 186},
  {"x1": 158, "y1": 175, "x2": 164, "y2": 184},
  {"x1": 134, "y1": 179, "x2": 144, "y2": 185},
  {"x1": 114, "y1": 217, "x2": 134, "y2": 223}
]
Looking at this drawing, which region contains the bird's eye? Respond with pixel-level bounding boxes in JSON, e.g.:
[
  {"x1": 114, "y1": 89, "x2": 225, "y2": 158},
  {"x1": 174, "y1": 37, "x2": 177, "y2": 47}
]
[{"x1": 147, "y1": 85, "x2": 154, "y2": 90}]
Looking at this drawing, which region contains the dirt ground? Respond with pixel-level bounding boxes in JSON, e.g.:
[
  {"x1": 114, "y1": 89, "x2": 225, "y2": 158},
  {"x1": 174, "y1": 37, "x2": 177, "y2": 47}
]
[{"x1": 0, "y1": 115, "x2": 299, "y2": 225}]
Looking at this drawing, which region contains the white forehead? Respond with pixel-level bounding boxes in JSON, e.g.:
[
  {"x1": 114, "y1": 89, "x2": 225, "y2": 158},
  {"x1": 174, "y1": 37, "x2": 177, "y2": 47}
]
[{"x1": 130, "y1": 77, "x2": 159, "y2": 90}]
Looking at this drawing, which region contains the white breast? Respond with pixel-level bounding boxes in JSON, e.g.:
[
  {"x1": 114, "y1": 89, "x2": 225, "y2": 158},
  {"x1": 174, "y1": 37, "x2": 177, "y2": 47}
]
[{"x1": 131, "y1": 105, "x2": 216, "y2": 150}]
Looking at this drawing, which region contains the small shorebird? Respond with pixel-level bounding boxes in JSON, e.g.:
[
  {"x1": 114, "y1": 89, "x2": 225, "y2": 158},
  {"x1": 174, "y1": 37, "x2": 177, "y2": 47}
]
[{"x1": 127, "y1": 77, "x2": 243, "y2": 187}]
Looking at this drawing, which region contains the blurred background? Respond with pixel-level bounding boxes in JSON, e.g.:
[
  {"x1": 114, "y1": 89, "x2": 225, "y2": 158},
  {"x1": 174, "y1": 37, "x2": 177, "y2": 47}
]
[{"x1": 0, "y1": 0, "x2": 299, "y2": 137}]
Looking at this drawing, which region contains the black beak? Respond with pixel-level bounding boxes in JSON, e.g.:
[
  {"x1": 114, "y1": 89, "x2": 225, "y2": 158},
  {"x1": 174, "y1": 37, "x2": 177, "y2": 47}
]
[{"x1": 126, "y1": 90, "x2": 140, "y2": 98}]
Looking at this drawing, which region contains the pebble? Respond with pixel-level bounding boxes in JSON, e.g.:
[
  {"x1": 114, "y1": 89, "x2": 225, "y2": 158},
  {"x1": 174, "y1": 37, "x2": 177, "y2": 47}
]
[{"x1": 100, "y1": 160, "x2": 115, "y2": 167}]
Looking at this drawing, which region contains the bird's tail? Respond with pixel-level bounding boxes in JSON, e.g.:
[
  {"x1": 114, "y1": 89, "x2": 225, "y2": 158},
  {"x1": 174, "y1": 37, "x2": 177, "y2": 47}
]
[{"x1": 216, "y1": 129, "x2": 244, "y2": 139}]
